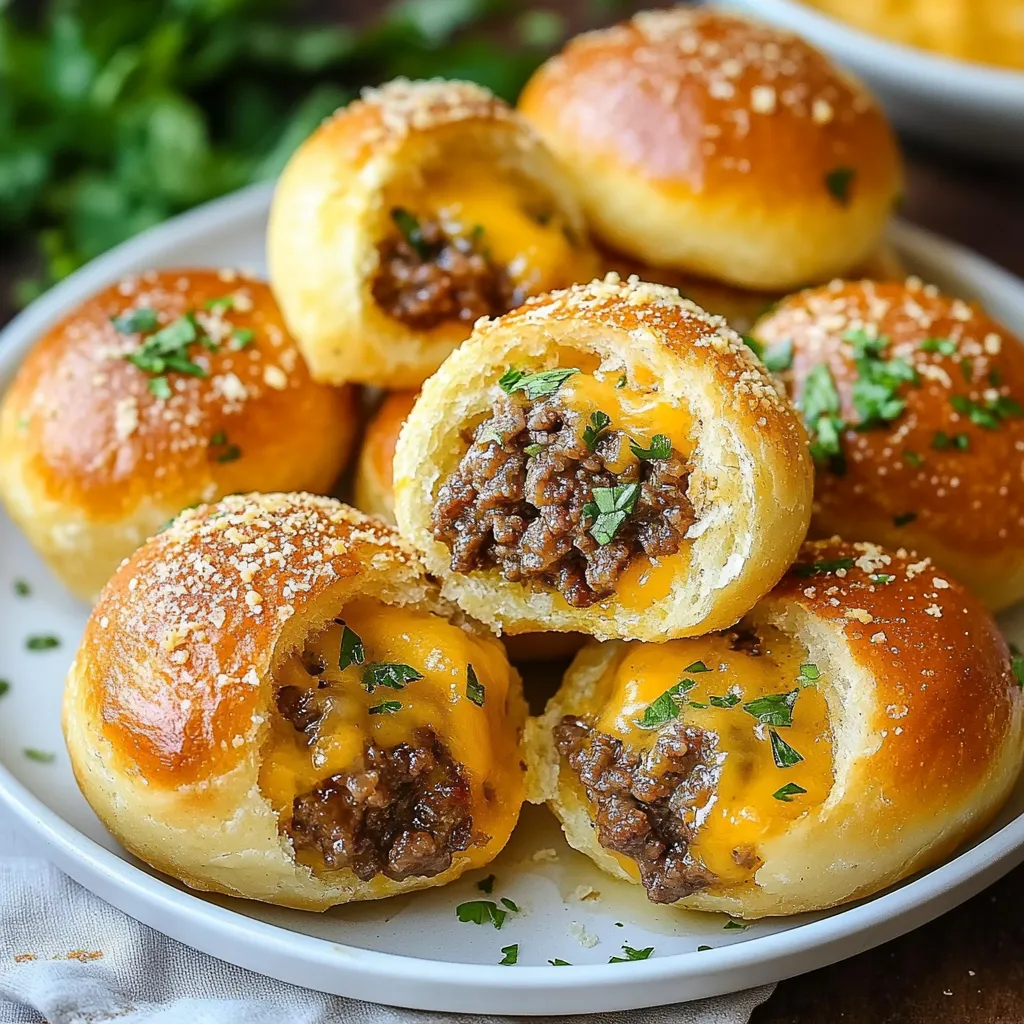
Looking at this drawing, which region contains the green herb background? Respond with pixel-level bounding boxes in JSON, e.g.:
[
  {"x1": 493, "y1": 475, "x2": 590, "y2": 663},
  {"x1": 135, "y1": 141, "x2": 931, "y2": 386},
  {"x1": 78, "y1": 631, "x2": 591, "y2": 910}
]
[{"x1": 0, "y1": 0, "x2": 628, "y2": 310}]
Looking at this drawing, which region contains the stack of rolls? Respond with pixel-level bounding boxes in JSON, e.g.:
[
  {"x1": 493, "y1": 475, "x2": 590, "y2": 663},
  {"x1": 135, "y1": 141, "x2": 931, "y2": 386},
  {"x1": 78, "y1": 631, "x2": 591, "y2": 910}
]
[{"x1": 2, "y1": 5, "x2": 1015, "y2": 921}]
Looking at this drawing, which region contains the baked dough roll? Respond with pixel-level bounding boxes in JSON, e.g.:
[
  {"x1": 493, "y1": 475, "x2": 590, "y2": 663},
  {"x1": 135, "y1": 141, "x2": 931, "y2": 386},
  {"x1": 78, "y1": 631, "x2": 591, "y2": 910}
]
[
  {"x1": 0, "y1": 269, "x2": 357, "y2": 602},
  {"x1": 518, "y1": 8, "x2": 902, "y2": 292},
  {"x1": 527, "y1": 538, "x2": 1024, "y2": 918},
  {"x1": 63, "y1": 493, "x2": 527, "y2": 911},
  {"x1": 394, "y1": 275, "x2": 813, "y2": 642},
  {"x1": 268, "y1": 78, "x2": 599, "y2": 389},
  {"x1": 751, "y1": 278, "x2": 1024, "y2": 610}
]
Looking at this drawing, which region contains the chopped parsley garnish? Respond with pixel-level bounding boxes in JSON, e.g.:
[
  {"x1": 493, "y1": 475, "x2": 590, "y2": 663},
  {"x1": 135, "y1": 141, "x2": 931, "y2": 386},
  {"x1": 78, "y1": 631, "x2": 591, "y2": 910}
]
[
  {"x1": 893, "y1": 512, "x2": 917, "y2": 527},
  {"x1": 368, "y1": 700, "x2": 402, "y2": 715},
  {"x1": 870, "y1": 573, "x2": 895, "y2": 584},
  {"x1": 825, "y1": 166, "x2": 855, "y2": 204},
  {"x1": 112, "y1": 308, "x2": 159, "y2": 334},
  {"x1": 500, "y1": 897, "x2": 519, "y2": 912},
  {"x1": 583, "y1": 483, "x2": 640, "y2": 546},
  {"x1": 743, "y1": 335, "x2": 764, "y2": 360},
  {"x1": 466, "y1": 664, "x2": 485, "y2": 707},
  {"x1": 205, "y1": 295, "x2": 234, "y2": 312},
  {"x1": 477, "y1": 874, "x2": 495, "y2": 894},
  {"x1": 697, "y1": 945, "x2": 712, "y2": 952},
  {"x1": 742, "y1": 689, "x2": 798, "y2": 728},
  {"x1": 709, "y1": 693, "x2": 740, "y2": 709},
  {"x1": 723, "y1": 919, "x2": 748, "y2": 931},
  {"x1": 990, "y1": 369, "x2": 1003, "y2": 387},
  {"x1": 499, "y1": 944, "x2": 518, "y2": 965},
  {"x1": 951, "y1": 393, "x2": 1023, "y2": 430},
  {"x1": 362, "y1": 662, "x2": 422, "y2": 693},
  {"x1": 338, "y1": 625, "x2": 365, "y2": 672},
  {"x1": 13, "y1": 579, "x2": 30, "y2": 597},
  {"x1": 773, "y1": 782, "x2": 808, "y2": 802},
  {"x1": 798, "y1": 663, "x2": 820, "y2": 682},
  {"x1": 932, "y1": 431, "x2": 970, "y2": 451},
  {"x1": 684, "y1": 660, "x2": 710, "y2": 673},
  {"x1": 689, "y1": 702, "x2": 709, "y2": 709},
  {"x1": 846, "y1": 329, "x2": 918, "y2": 429},
  {"x1": 793, "y1": 557, "x2": 855, "y2": 578},
  {"x1": 149, "y1": 376, "x2": 172, "y2": 400},
  {"x1": 24, "y1": 749, "x2": 55, "y2": 763},
  {"x1": 230, "y1": 327, "x2": 255, "y2": 349},
  {"x1": 583, "y1": 410, "x2": 611, "y2": 450},
  {"x1": 26, "y1": 635, "x2": 60, "y2": 651},
  {"x1": 960, "y1": 358, "x2": 974, "y2": 382},
  {"x1": 479, "y1": 428, "x2": 504, "y2": 446},
  {"x1": 903, "y1": 451, "x2": 923, "y2": 468},
  {"x1": 800, "y1": 363, "x2": 845, "y2": 471},
  {"x1": 549, "y1": 959, "x2": 572, "y2": 966},
  {"x1": 523, "y1": 443, "x2": 545, "y2": 456},
  {"x1": 391, "y1": 207, "x2": 429, "y2": 259},
  {"x1": 616, "y1": 373, "x2": 627, "y2": 389},
  {"x1": 456, "y1": 900, "x2": 512, "y2": 929},
  {"x1": 1010, "y1": 643, "x2": 1024, "y2": 689},
  {"x1": 629, "y1": 434, "x2": 671, "y2": 461},
  {"x1": 124, "y1": 312, "x2": 210, "y2": 379},
  {"x1": 919, "y1": 337, "x2": 957, "y2": 356},
  {"x1": 0, "y1": 680, "x2": 9, "y2": 698},
  {"x1": 763, "y1": 338, "x2": 794, "y2": 373},
  {"x1": 209, "y1": 431, "x2": 241, "y2": 463},
  {"x1": 635, "y1": 679, "x2": 695, "y2": 729},
  {"x1": 609, "y1": 945, "x2": 654, "y2": 963},
  {"x1": 769, "y1": 729, "x2": 804, "y2": 768},
  {"x1": 499, "y1": 366, "x2": 580, "y2": 400}
]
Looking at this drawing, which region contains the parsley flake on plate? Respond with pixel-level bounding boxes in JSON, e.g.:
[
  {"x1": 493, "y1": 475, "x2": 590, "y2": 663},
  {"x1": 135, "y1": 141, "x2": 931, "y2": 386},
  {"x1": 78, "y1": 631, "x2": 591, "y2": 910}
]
[
  {"x1": 13, "y1": 579, "x2": 30, "y2": 598},
  {"x1": 0, "y1": 680, "x2": 9, "y2": 698},
  {"x1": 723, "y1": 919, "x2": 748, "y2": 931},
  {"x1": 26, "y1": 635, "x2": 60, "y2": 652},
  {"x1": 609, "y1": 945, "x2": 654, "y2": 963},
  {"x1": 456, "y1": 900, "x2": 514, "y2": 929},
  {"x1": 499, "y1": 944, "x2": 518, "y2": 965},
  {"x1": 24, "y1": 749, "x2": 54, "y2": 763},
  {"x1": 477, "y1": 874, "x2": 495, "y2": 894},
  {"x1": 549, "y1": 958, "x2": 572, "y2": 966}
]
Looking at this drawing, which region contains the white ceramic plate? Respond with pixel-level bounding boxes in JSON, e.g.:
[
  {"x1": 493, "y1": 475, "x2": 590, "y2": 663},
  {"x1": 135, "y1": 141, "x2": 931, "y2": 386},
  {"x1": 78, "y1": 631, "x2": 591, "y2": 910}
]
[
  {"x1": 726, "y1": 0, "x2": 1024, "y2": 161},
  {"x1": 2, "y1": 183, "x2": 1024, "y2": 1016}
]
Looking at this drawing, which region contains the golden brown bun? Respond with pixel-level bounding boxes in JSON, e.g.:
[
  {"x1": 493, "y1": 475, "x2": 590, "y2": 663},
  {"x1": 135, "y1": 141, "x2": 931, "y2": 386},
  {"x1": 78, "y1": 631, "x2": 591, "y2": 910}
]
[
  {"x1": 394, "y1": 274, "x2": 813, "y2": 642},
  {"x1": 63, "y1": 492, "x2": 527, "y2": 911},
  {"x1": 354, "y1": 389, "x2": 583, "y2": 663},
  {"x1": 752, "y1": 278, "x2": 1024, "y2": 610},
  {"x1": 528, "y1": 538, "x2": 1024, "y2": 918},
  {"x1": 518, "y1": 8, "x2": 902, "y2": 291},
  {"x1": 354, "y1": 390, "x2": 420, "y2": 522},
  {"x1": 268, "y1": 78, "x2": 599, "y2": 389},
  {"x1": 0, "y1": 270, "x2": 357, "y2": 602}
]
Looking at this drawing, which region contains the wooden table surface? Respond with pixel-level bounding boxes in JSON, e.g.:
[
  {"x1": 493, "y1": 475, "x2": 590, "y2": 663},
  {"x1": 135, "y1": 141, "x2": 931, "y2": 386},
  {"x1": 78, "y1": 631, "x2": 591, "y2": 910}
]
[{"x1": 4, "y1": 1, "x2": 1024, "y2": 1016}]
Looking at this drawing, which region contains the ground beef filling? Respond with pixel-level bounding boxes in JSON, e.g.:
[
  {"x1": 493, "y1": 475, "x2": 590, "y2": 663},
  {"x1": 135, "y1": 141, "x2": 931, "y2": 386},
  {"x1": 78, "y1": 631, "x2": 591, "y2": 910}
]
[
  {"x1": 372, "y1": 215, "x2": 521, "y2": 330},
  {"x1": 431, "y1": 391, "x2": 696, "y2": 607},
  {"x1": 277, "y1": 681, "x2": 474, "y2": 881},
  {"x1": 554, "y1": 715, "x2": 718, "y2": 904}
]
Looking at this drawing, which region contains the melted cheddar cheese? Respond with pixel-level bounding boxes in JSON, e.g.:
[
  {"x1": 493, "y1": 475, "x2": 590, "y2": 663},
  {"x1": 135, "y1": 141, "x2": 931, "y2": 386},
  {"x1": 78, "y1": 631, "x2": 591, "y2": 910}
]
[
  {"x1": 389, "y1": 169, "x2": 581, "y2": 295},
  {"x1": 260, "y1": 598, "x2": 523, "y2": 876},
  {"x1": 585, "y1": 626, "x2": 834, "y2": 889}
]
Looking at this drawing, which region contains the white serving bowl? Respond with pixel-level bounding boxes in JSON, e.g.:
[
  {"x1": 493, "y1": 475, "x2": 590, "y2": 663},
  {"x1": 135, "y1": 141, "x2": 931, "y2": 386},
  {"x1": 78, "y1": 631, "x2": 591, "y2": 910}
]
[{"x1": 727, "y1": 0, "x2": 1024, "y2": 161}]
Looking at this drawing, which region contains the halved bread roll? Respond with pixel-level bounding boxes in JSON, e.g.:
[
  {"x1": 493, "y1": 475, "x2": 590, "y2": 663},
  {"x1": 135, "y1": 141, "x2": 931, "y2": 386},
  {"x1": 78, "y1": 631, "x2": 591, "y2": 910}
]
[
  {"x1": 268, "y1": 78, "x2": 599, "y2": 388},
  {"x1": 393, "y1": 274, "x2": 813, "y2": 642},
  {"x1": 63, "y1": 493, "x2": 527, "y2": 911},
  {"x1": 527, "y1": 538, "x2": 1024, "y2": 918}
]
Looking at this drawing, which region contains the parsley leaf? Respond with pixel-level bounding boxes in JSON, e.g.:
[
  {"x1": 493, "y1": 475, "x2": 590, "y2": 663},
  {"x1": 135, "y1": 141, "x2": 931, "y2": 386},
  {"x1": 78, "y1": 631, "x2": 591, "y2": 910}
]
[
  {"x1": 499, "y1": 944, "x2": 518, "y2": 965},
  {"x1": 636, "y1": 679, "x2": 695, "y2": 729},
  {"x1": 13, "y1": 579, "x2": 30, "y2": 598},
  {"x1": 149, "y1": 376, "x2": 172, "y2": 400},
  {"x1": 1010, "y1": 643, "x2": 1024, "y2": 689},
  {"x1": 583, "y1": 483, "x2": 640, "y2": 545},
  {"x1": 477, "y1": 874, "x2": 495, "y2": 894},
  {"x1": 769, "y1": 729, "x2": 804, "y2": 768},
  {"x1": 230, "y1": 327, "x2": 255, "y2": 350},
  {"x1": 629, "y1": 434, "x2": 672, "y2": 461},
  {"x1": 763, "y1": 338, "x2": 794, "y2": 373},
  {"x1": 391, "y1": 207, "x2": 429, "y2": 259},
  {"x1": 919, "y1": 337, "x2": 958, "y2": 356},
  {"x1": 773, "y1": 782, "x2": 808, "y2": 802},
  {"x1": 478, "y1": 428, "x2": 503, "y2": 446},
  {"x1": 26, "y1": 635, "x2": 60, "y2": 651},
  {"x1": 893, "y1": 512, "x2": 917, "y2": 527},
  {"x1": 800, "y1": 363, "x2": 846, "y2": 471},
  {"x1": 549, "y1": 958, "x2": 572, "y2": 966},
  {"x1": 456, "y1": 900, "x2": 510, "y2": 929},
  {"x1": 112, "y1": 308, "x2": 159, "y2": 334},
  {"x1": 684, "y1": 660, "x2": 711, "y2": 673},
  {"x1": 609, "y1": 945, "x2": 654, "y2": 963},
  {"x1": 523, "y1": 442, "x2": 545, "y2": 455},
  {"x1": 0, "y1": 681, "x2": 9, "y2": 698},
  {"x1": 742, "y1": 689, "x2": 799, "y2": 728},
  {"x1": 870, "y1": 573, "x2": 895, "y2": 584},
  {"x1": 362, "y1": 662, "x2": 422, "y2": 693},
  {"x1": 583, "y1": 410, "x2": 611, "y2": 450},
  {"x1": 723, "y1": 919, "x2": 748, "y2": 931},
  {"x1": 338, "y1": 625, "x2": 365, "y2": 672},
  {"x1": 932, "y1": 431, "x2": 970, "y2": 451},
  {"x1": 503, "y1": 367, "x2": 581, "y2": 400},
  {"x1": 368, "y1": 700, "x2": 401, "y2": 715},
  {"x1": 951, "y1": 393, "x2": 1023, "y2": 430},
  {"x1": 709, "y1": 693, "x2": 740, "y2": 708},
  {"x1": 825, "y1": 166, "x2": 855, "y2": 204},
  {"x1": 798, "y1": 663, "x2": 820, "y2": 683},
  {"x1": 466, "y1": 664, "x2": 485, "y2": 706},
  {"x1": 903, "y1": 450, "x2": 923, "y2": 468},
  {"x1": 24, "y1": 749, "x2": 55, "y2": 763}
]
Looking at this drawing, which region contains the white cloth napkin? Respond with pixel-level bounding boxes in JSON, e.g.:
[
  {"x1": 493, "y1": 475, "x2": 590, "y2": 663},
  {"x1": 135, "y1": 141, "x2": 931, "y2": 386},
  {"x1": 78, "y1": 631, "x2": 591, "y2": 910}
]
[{"x1": 0, "y1": 819, "x2": 774, "y2": 1024}]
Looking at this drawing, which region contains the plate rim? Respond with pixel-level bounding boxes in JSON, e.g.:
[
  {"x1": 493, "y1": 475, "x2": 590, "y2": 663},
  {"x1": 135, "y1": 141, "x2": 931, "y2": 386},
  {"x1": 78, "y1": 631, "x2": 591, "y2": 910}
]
[{"x1": 2, "y1": 185, "x2": 1024, "y2": 1014}]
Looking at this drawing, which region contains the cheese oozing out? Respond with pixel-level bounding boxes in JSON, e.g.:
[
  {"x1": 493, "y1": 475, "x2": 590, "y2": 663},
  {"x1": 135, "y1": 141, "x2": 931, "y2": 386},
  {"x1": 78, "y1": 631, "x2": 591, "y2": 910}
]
[
  {"x1": 259, "y1": 597, "x2": 522, "y2": 875},
  {"x1": 386, "y1": 167, "x2": 581, "y2": 294},
  {"x1": 578, "y1": 624, "x2": 834, "y2": 889}
]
